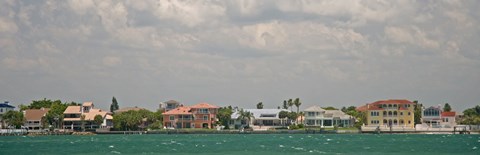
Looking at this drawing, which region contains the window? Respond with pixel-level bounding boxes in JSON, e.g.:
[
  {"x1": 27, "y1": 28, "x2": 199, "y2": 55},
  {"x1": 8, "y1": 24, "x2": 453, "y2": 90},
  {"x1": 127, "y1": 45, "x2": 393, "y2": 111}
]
[
  {"x1": 383, "y1": 111, "x2": 387, "y2": 116},
  {"x1": 371, "y1": 111, "x2": 379, "y2": 116},
  {"x1": 169, "y1": 116, "x2": 174, "y2": 121},
  {"x1": 408, "y1": 120, "x2": 411, "y2": 124},
  {"x1": 393, "y1": 111, "x2": 397, "y2": 116},
  {"x1": 203, "y1": 115, "x2": 208, "y2": 120},
  {"x1": 400, "y1": 112, "x2": 403, "y2": 116},
  {"x1": 408, "y1": 112, "x2": 411, "y2": 115},
  {"x1": 199, "y1": 109, "x2": 209, "y2": 114},
  {"x1": 307, "y1": 112, "x2": 315, "y2": 117},
  {"x1": 0, "y1": 108, "x2": 2, "y2": 112}
]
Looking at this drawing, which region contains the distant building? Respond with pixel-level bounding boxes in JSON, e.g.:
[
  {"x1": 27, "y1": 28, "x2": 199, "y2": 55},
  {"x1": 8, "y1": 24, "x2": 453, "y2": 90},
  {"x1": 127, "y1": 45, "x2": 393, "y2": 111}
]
[
  {"x1": 230, "y1": 109, "x2": 288, "y2": 130},
  {"x1": 357, "y1": 99, "x2": 415, "y2": 128},
  {"x1": 162, "y1": 103, "x2": 219, "y2": 129},
  {"x1": 114, "y1": 107, "x2": 145, "y2": 114},
  {"x1": 159, "y1": 100, "x2": 180, "y2": 112},
  {"x1": 303, "y1": 105, "x2": 354, "y2": 128},
  {"x1": 421, "y1": 106, "x2": 456, "y2": 128},
  {"x1": 63, "y1": 102, "x2": 113, "y2": 131},
  {"x1": 0, "y1": 101, "x2": 15, "y2": 128},
  {"x1": 23, "y1": 108, "x2": 50, "y2": 130}
]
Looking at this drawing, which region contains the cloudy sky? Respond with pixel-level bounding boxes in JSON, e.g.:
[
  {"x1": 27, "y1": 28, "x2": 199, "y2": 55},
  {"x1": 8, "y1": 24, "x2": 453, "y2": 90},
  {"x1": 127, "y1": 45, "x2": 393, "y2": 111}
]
[{"x1": 1, "y1": 0, "x2": 479, "y2": 111}]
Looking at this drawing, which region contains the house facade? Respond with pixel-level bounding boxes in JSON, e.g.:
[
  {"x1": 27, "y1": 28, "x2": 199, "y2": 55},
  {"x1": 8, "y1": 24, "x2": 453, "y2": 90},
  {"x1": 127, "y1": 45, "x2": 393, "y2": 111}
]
[
  {"x1": 303, "y1": 106, "x2": 354, "y2": 128},
  {"x1": 162, "y1": 103, "x2": 219, "y2": 129},
  {"x1": 63, "y1": 102, "x2": 113, "y2": 131},
  {"x1": 421, "y1": 106, "x2": 456, "y2": 128},
  {"x1": 229, "y1": 109, "x2": 290, "y2": 130},
  {"x1": 23, "y1": 108, "x2": 50, "y2": 130},
  {"x1": 357, "y1": 99, "x2": 415, "y2": 128},
  {"x1": 0, "y1": 101, "x2": 15, "y2": 128}
]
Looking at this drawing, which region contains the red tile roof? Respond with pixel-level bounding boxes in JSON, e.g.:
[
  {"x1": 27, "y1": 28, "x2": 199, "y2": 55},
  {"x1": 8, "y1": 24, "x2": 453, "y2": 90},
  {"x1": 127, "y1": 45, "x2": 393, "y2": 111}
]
[
  {"x1": 370, "y1": 99, "x2": 414, "y2": 105},
  {"x1": 356, "y1": 99, "x2": 414, "y2": 112},
  {"x1": 441, "y1": 111, "x2": 456, "y2": 117},
  {"x1": 162, "y1": 106, "x2": 192, "y2": 115},
  {"x1": 190, "y1": 103, "x2": 219, "y2": 109}
]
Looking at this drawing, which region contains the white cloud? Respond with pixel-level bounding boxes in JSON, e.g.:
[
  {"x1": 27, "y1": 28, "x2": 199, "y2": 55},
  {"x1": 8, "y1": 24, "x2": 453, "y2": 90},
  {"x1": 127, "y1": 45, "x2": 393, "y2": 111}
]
[{"x1": 103, "y1": 56, "x2": 122, "y2": 67}]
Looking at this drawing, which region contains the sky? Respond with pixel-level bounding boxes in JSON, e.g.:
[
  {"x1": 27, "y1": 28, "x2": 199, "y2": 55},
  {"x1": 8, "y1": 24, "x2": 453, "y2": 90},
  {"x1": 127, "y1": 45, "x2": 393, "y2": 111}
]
[{"x1": 1, "y1": 0, "x2": 479, "y2": 112}]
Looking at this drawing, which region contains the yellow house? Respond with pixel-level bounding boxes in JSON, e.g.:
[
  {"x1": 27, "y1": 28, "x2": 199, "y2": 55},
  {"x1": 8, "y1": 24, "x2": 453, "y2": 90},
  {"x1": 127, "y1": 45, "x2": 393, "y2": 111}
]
[{"x1": 357, "y1": 99, "x2": 415, "y2": 128}]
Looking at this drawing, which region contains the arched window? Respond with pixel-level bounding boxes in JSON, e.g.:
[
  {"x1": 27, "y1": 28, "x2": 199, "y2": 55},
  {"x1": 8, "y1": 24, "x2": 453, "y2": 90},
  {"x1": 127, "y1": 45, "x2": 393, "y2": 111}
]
[
  {"x1": 388, "y1": 104, "x2": 392, "y2": 108},
  {"x1": 408, "y1": 112, "x2": 411, "y2": 115},
  {"x1": 393, "y1": 111, "x2": 398, "y2": 116},
  {"x1": 400, "y1": 112, "x2": 403, "y2": 115},
  {"x1": 394, "y1": 119, "x2": 398, "y2": 125},
  {"x1": 383, "y1": 111, "x2": 387, "y2": 116},
  {"x1": 383, "y1": 119, "x2": 387, "y2": 124},
  {"x1": 400, "y1": 119, "x2": 404, "y2": 124},
  {"x1": 388, "y1": 111, "x2": 392, "y2": 116}
]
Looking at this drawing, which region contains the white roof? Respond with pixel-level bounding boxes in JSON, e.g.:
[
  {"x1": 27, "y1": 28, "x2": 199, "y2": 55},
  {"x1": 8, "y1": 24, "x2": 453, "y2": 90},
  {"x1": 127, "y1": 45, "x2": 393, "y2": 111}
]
[
  {"x1": 231, "y1": 109, "x2": 289, "y2": 119},
  {"x1": 304, "y1": 105, "x2": 326, "y2": 112}
]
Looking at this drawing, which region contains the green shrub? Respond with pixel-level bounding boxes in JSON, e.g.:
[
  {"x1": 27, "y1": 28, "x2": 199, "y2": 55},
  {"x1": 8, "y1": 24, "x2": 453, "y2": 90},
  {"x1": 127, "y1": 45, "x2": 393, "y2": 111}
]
[
  {"x1": 289, "y1": 124, "x2": 299, "y2": 130},
  {"x1": 297, "y1": 124, "x2": 304, "y2": 128}
]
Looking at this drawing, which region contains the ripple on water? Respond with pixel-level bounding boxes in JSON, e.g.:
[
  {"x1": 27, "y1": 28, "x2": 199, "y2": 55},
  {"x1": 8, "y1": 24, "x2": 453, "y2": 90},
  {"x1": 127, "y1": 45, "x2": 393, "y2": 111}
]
[
  {"x1": 110, "y1": 151, "x2": 121, "y2": 154},
  {"x1": 279, "y1": 145, "x2": 284, "y2": 148}
]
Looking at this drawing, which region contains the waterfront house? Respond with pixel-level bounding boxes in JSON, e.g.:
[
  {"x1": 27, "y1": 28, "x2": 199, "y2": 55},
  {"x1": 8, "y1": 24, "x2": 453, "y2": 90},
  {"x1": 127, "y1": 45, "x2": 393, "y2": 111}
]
[
  {"x1": 23, "y1": 108, "x2": 50, "y2": 130},
  {"x1": 0, "y1": 101, "x2": 15, "y2": 128},
  {"x1": 159, "y1": 100, "x2": 181, "y2": 112},
  {"x1": 421, "y1": 106, "x2": 457, "y2": 128},
  {"x1": 303, "y1": 105, "x2": 354, "y2": 128},
  {"x1": 230, "y1": 109, "x2": 290, "y2": 130},
  {"x1": 63, "y1": 102, "x2": 113, "y2": 131},
  {"x1": 162, "y1": 103, "x2": 219, "y2": 129},
  {"x1": 356, "y1": 99, "x2": 415, "y2": 128}
]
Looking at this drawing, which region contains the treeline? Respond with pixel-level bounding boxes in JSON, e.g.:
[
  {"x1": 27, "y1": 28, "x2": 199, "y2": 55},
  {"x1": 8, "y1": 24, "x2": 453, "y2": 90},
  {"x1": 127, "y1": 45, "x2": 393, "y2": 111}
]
[
  {"x1": 1, "y1": 98, "x2": 80, "y2": 129},
  {"x1": 460, "y1": 105, "x2": 480, "y2": 125}
]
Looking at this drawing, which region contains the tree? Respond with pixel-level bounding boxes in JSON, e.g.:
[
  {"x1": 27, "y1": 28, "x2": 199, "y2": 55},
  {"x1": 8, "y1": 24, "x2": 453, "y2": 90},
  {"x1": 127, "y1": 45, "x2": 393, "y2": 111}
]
[
  {"x1": 110, "y1": 96, "x2": 119, "y2": 113},
  {"x1": 443, "y1": 103, "x2": 452, "y2": 112},
  {"x1": 293, "y1": 98, "x2": 301, "y2": 114},
  {"x1": 322, "y1": 106, "x2": 338, "y2": 110},
  {"x1": 286, "y1": 112, "x2": 298, "y2": 124},
  {"x1": 287, "y1": 99, "x2": 293, "y2": 111},
  {"x1": 256, "y1": 102, "x2": 263, "y2": 109},
  {"x1": 282, "y1": 100, "x2": 288, "y2": 109},
  {"x1": 3, "y1": 111, "x2": 24, "y2": 129},
  {"x1": 217, "y1": 106, "x2": 233, "y2": 129},
  {"x1": 279, "y1": 111, "x2": 289, "y2": 126},
  {"x1": 94, "y1": 115, "x2": 104, "y2": 127},
  {"x1": 80, "y1": 114, "x2": 86, "y2": 132},
  {"x1": 341, "y1": 107, "x2": 347, "y2": 113},
  {"x1": 237, "y1": 109, "x2": 254, "y2": 128},
  {"x1": 413, "y1": 100, "x2": 423, "y2": 125}
]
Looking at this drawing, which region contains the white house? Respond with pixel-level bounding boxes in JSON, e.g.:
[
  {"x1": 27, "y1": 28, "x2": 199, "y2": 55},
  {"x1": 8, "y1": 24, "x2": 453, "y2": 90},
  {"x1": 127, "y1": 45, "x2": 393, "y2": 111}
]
[
  {"x1": 230, "y1": 109, "x2": 290, "y2": 130},
  {"x1": 421, "y1": 106, "x2": 457, "y2": 128},
  {"x1": 303, "y1": 105, "x2": 354, "y2": 128}
]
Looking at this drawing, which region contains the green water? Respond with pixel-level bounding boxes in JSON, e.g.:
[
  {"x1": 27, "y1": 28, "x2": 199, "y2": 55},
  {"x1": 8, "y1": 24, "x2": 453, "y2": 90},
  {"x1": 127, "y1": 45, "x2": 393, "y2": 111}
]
[{"x1": 1, "y1": 134, "x2": 479, "y2": 155}]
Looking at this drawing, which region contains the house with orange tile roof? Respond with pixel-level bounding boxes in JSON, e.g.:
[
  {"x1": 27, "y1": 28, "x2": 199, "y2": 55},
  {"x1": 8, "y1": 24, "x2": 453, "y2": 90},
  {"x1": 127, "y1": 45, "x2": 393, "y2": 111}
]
[
  {"x1": 357, "y1": 99, "x2": 416, "y2": 128},
  {"x1": 63, "y1": 102, "x2": 113, "y2": 131},
  {"x1": 23, "y1": 108, "x2": 50, "y2": 130},
  {"x1": 162, "y1": 103, "x2": 219, "y2": 129}
]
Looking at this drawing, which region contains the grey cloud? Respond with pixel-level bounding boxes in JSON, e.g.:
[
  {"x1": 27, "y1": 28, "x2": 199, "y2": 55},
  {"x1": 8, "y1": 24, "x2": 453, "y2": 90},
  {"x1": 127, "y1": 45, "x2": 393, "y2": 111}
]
[{"x1": 1, "y1": 0, "x2": 479, "y2": 111}]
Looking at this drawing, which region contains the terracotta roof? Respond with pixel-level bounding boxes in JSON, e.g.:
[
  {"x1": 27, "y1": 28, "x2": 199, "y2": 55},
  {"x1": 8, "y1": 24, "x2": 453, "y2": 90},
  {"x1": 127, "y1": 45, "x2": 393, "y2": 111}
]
[
  {"x1": 64, "y1": 106, "x2": 81, "y2": 114},
  {"x1": 442, "y1": 111, "x2": 456, "y2": 117},
  {"x1": 356, "y1": 104, "x2": 383, "y2": 111},
  {"x1": 162, "y1": 106, "x2": 192, "y2": 115},
  {"x1": 356, "y1": 105, "x2": 368, "y2": 111},
  {"x1": 371, "y1": 99, "x2": 414, "y2": 105},
  {"x1": 190, "y1": 103, "x2": 219, "y2": 109},
  {"x1": 24, "y1": 108, "x2": 50, "y2": 121}
]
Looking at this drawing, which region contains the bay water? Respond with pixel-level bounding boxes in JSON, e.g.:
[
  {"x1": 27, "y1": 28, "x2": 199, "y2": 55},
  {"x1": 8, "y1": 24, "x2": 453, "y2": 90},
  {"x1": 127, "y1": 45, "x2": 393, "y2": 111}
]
[{"x1": 1, "y1": 134, "x2": 479, "y2": 154}]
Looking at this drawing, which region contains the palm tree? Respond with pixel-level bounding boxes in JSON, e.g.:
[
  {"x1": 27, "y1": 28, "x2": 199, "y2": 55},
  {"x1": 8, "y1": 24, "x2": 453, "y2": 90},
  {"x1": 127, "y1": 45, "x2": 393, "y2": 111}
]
[
  {"x1": 80, "y1": 114, "x2": 86, "y2": 132},
  {"x1": 287, "y1": 99, "x2": 293, "y2": 111},
  {"x1": 294, "y1": 98, "x2": 301, "y2": 114},
  {"x1": 237, "y1": 109, "x2": 254, "y2": 128},
  {"x1": 283, "y1": 100, "x2": 288, "y2": 109}
]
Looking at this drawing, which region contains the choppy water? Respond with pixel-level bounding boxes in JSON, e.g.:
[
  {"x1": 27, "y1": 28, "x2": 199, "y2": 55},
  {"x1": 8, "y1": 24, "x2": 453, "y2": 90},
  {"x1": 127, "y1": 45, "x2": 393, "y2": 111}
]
[{"x1": 1, "y1": 134, "x2": 479, "y2": 155}]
